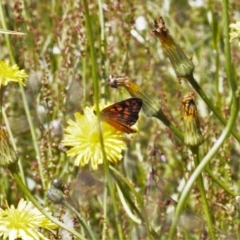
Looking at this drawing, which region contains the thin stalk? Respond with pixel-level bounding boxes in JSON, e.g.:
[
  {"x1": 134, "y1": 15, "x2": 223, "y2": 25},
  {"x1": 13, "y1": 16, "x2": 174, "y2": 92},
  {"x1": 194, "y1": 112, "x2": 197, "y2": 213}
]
[
  {"x1": 102, "y1": 184, "x2": 108, "y2": 240},
  {"x1": 82, "y1": 1, "x2": 123, "y2": 239},
  {"x1": 9, "y1": 164, "x2": 86, "y2": 240},
  {"x1": 156, "y1": 105, "x2": 234, "y2": 198},
  {"x1": 187, "y1": 74, "x2": 240, "y2": 142},
  {"x1": 168, "y1": 0, "x2": 239, "y2": 235},
  {"x1": 62, "y1": 200, "x2": 97, "y2": 240},
  {"x1": 97, "y1": 0, "x2": 108, "y2": 97},
  {"x1": 110, "y1": 166, "x2": 156, "y2": 239},
  {"x1": 0, "y1": 87, "x2": 5, "y2": 123},
  {"x1": 205, "y1": 166, "x2": 236, "y2": 197},
  {"x1": 191, "y1": 147, "x2": 216, "y2": 239},
  {"x1": 168, "y1": 104, "x2": 238, "y2": 238},
  {"x1": 97, "y1": 1, "x2": 108, "y2": 239},
  {"x1": 155, "y1": 110, "x2": 183, "y2": 141},
  {"x1": 0, "y1": 0, "x2": 45, "y2": 189},
  {"x1": 2, "y1": 108, "x2": 25, "y2": 184}
]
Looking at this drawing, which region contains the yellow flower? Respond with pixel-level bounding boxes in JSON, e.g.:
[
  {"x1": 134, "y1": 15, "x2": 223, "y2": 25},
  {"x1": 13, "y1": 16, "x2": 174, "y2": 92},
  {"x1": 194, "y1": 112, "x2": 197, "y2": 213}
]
[
  {"x1": 229, "y1": 21, "x2": 240, "y2": 45},
  {"x1": 62, "y1": 105, "x2": 129, "y2": 170},
  {"x1": 0, "y1": 61, "x2": 28, "y2": 87},
  {"x1": 0, "y1": 126, "x2": 18, "y2": 167},
  {"x1": 0, "y1": 199, "x2": 58, "y2": 240}
]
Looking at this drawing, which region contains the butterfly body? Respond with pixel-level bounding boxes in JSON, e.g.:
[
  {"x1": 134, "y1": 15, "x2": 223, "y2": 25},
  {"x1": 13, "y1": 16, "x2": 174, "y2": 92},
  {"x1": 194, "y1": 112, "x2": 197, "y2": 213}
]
[{"x1": 100, "y1": 98, "x2": 142, "y2": 133}]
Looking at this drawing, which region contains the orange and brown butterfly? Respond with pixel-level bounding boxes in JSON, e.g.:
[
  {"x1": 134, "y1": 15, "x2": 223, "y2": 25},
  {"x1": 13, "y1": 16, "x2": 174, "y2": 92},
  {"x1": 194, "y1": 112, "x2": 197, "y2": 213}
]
[{"x1": 98, "y1": 98, "x2": 142, "y2": 134}]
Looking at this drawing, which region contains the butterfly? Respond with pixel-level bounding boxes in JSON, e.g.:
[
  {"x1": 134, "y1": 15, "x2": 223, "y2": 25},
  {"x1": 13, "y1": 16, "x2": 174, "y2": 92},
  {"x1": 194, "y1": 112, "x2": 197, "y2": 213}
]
[{"x1": 99, "y1": 98, "x2": 142, "y2": 134}]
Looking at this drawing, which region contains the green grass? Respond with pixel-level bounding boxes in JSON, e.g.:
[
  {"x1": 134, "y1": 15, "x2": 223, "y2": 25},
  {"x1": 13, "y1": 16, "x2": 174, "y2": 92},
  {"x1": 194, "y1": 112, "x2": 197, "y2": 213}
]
[{"x1": 0, "y1": 0, "x2": 240, "y2": 239}]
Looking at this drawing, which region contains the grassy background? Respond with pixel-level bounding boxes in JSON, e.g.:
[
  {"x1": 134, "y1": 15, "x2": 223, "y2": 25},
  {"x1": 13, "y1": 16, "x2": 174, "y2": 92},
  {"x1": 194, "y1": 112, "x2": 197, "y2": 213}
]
[{"x1": 0, "y1": 0, "x2": 240, "y2": 239}]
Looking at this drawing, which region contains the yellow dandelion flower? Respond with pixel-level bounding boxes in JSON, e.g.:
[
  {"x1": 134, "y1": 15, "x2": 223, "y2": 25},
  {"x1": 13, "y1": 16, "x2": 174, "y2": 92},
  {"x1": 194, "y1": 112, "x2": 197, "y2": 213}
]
[
  {"x1": 0, "y1": 61, "x2": 28, "y2": 87},
  {"x1": 0, "y1": 126, "x2": 18, "y2": 167},
  {"x1": 229, "y1": 21, "x2": 240, "y2": 45},
  {"x1": 62, "y1": 105, "x2": 131, "y2": 170},
  {"x1": 0, "y1": 199, "x2": 58, "y2": 240}
]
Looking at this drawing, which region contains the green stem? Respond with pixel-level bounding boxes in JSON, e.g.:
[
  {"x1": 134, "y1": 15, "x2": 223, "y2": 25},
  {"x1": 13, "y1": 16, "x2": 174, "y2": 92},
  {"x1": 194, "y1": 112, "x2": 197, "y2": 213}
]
[
  {"x1": 168, "y1": 7, "x2": 239, "y2": 234},
  {"x1": 102, "y1": 184, "x2": 108, "y2": 240},
  {"x1": 110, "y1": 166, "x2": 157, "y2": 239},
  {"x1": 96, "y1": 1, "x2": 108, "y2": 238},
  {"x1": 2, "y1": 108, "x2": 25, "y2": 184},
  {"x1": 0, "y1": 86, "x2": 5, "y2": 123},
  {"x1": 0, "y1": 0, "x2": 45, "y2": 189},
  {"x1": 168, "y1": 106, "x2": 238, "y2": 239},
  {"x1": 9, "y1": 165, "x2": 86, "y2": 240},
  {"x1": 186, "y1": 74, "x2": 240, "y2": 142},
  {"x1": 168, "y1": 2, "x2": 239, "y2": 233},
  {"x1": 191, "y1": 147, "x2": 216, "y2": 239},
  {"x1": 62, "y1": 200, "x2": 97, "y2": 240},
  {"x1": 205, "y1": 166, "x2": 236, "y2": 197},
  {"x1": 155, "y1": 110, "x2": 183, "y2": 141},
  {"x1": 82, "y1": 2, "x2": 123, "y2": 239}
]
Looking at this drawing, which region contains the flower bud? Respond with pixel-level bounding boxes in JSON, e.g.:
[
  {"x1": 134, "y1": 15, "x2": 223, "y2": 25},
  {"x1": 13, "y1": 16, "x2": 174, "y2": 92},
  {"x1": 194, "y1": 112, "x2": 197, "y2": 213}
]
[
  {"x1": 0, "y1": 126, "x2": 18, "y2": 167},
  {"x1": 182, "y1": 93, "x2": 204, "y2": 147},
  {"x1": 107, "y1": 75, "x2": 161, "y2": 117},
  {"x1": 153, "y1": 17, "x2": 194, "y2": 78}
]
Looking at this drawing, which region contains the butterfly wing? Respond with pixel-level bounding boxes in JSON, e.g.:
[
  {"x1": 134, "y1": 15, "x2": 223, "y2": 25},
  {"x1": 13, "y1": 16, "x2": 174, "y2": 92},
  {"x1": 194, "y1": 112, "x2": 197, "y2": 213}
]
[{"x1": 100, "y1": 98, "x2": 142, "y2": 133}]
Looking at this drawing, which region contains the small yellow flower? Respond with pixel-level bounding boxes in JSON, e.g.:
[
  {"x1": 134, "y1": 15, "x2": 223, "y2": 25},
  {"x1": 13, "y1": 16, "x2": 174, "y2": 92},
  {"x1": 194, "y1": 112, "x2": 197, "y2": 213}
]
[
  {"x1": 229, "y1": 21, "x2": 240, "y2": 45},
  {"x1": 0, "y1": 61, "x2": 28, "y2": 87},
  {"x1": 0, "y1": 199, "x2": 58, "y2": 240},
  {"x1": 62, "y1": 105, "x2": 129, "y2": 170},
  {"x1": 0, "y1": 126, "x2": 18, "y2": 167}
]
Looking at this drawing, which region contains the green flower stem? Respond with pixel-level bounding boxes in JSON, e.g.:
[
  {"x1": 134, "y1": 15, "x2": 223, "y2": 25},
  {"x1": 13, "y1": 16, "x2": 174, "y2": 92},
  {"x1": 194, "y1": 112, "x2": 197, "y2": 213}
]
[
  {"x1": 102, "y1": 183, "x2": 108, "y2": 240},
  {"x1": 62, "y1": 200, "x2": 97, "y2": 240},
  {"x1": 191, "y1": 147, "x2": 216, "y2": 239},
  {"x1": 171, "y1": 101, "x2": 237, "y2": 239},
  {"x1": 168, "y1": 102, "x2": 238, "y2": 239},
  {"x1": 186, "y1": 74, "x2": 240, "y2": 142},
  {"x1": 154, "y1": 102, "x2": 235, "y2": 198},
  {"x1": 97, "y1": 1, "x2": 108, "y2": 238},
  {"x1": 110, "y1": 166, "x2": 158, "y2": 239},
  {"x1": 205, "y1": 166, "x2": 236, "y2": 197},
  {"x1": 155, "y1": 107, "x2": 235, "y2": 197},
  {"x1": 0, "y1": 86, "x2": 5, "y2": 122},
  {"x1": 222, "y1": 0, "x2": 237, "y2": 93},
  {"x1": 97, "y1": 0, "x2": 108, "y2": 94},
  {"x1": 82, "y1": 2, "x2": 123, "y2": 240},
  {"x1": 155, "y1": 110, "x2": 184, "y2": 141},
  {"x1": 0, "y1": 1, "x2": 45, "y2": 189},
  {"x1": 168, "y1": 5, "x2": 239, "y2": 234},
  {"x1": 9, "y1": 165, "x2": 86, "y2": 240},
  {"x1": 2, "y1": 108, "x2": 25, "y2": 184}
]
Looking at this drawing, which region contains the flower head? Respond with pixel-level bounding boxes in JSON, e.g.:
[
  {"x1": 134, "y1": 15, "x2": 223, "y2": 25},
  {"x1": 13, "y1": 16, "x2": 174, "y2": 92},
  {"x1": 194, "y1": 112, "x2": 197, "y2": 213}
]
[
  {"x1": 107, "y1": 75, "x2": 161, "y2": 117},
  {"x1": 62, "y1": 105, "x2": 130, "y2": 170},
  {"x1": 182, "y1": 92, "x2": 204, "y2": 147},
  {"x1": 0, "y1": 126, "x2": 18, "y2": 167},
  {"x1": 0, "y1": 199, "x2": 58, "y2": 240},
  {"x1": 0, "y1": 61, "x2": 28, "y2": 87},
  {"x1": 229, "y1": 21, "x2": 240, "y2": 46},
  {"x1": 153, "y1": 17, "x2": 194, "y2": 78}
]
